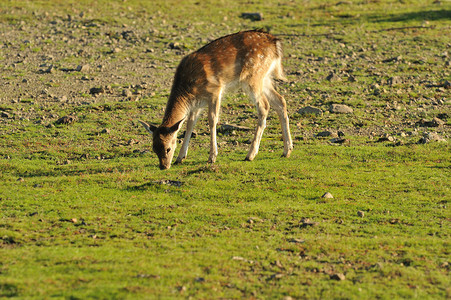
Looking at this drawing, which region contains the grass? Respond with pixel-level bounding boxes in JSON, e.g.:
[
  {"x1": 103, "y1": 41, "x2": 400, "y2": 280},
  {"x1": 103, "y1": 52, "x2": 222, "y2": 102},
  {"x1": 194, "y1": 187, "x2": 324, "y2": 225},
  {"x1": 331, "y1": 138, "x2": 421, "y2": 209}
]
[
  {"x1": 0, "y1": 0, "x2": 450, "y2": 298},
  {"x1": 1, "y1": 145, "x2": 449, "y2": 298}
]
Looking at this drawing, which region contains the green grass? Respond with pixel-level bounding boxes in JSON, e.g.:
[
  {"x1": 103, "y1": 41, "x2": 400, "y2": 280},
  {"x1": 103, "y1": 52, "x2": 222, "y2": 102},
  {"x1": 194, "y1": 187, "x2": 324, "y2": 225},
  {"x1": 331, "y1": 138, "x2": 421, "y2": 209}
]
[
  {"x1": 1, "y1": 145, "x2": 449, "y2": 298},
  {"x1": 0, "y1": 0, "x2": 450, "y2": 298}
]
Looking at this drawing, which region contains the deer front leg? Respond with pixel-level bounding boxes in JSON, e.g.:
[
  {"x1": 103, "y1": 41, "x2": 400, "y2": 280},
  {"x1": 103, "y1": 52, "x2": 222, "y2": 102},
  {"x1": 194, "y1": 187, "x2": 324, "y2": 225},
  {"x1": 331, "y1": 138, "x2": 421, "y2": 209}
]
[
  {"x1": 246, "y1": 94, "x2": 270, "y2": 161},
  {"x1": 175, "y1": 110, "x2": 201, "y2": 164}
]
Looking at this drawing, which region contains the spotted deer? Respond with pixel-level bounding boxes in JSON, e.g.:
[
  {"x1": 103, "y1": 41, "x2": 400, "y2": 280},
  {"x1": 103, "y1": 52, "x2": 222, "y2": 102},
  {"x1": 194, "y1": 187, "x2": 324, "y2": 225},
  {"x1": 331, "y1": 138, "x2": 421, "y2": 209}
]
[{"x1": 139, "y1": 29, "x2": 293, "y2": 170}]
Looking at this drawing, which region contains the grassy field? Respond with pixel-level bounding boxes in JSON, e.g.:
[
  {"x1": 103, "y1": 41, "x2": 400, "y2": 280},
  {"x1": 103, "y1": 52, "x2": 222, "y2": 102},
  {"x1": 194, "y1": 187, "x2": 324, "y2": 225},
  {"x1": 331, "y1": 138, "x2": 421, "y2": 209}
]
[{"x1": 0, "y1": 0, "x2": 450, "y2": 299}]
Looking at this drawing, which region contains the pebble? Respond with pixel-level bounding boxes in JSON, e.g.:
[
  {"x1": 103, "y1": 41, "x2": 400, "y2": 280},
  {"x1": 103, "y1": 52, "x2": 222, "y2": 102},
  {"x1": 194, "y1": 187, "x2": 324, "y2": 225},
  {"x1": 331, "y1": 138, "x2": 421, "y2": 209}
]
[
  {"x1": 1, "y1": 111, "x2": 11, "y2": 119},
  {"x1": 297, "y1": 106, "x2": 323, "y2": 116},
  {"x1": 418, "y1": 132, "x2": 447, "y2": 144},
  {"x1": 55, "y1": 115, "x2": 76, "y2": 125},
  {"x1": 357, "y1": 210, "x2": 365, "y2": 217},
  {"x1": 322, "y1": 192, "x2": 334, "y2": 199},
  {"x1": 316, "y1": 131, "x2": 338, "y2": 138},
  {"x1": 387, "y1": 76, "x2": 402, "y2": 86},
  {"x1": 76, "y1": 64, "x2": 90, "y2": 72},
  {"x1": 241, "y1": 12, "x2": 263, "y2": 21},
  {"x1": 122, "y1": 89, "x2": 133, "y2": 97},
  {"x1": 330, "y1": 273, "x2": 346, "y2": 281},
  {"x1": 326, "y1": 72, "x2": 340, "y2": 82},
  {"x1": 329, "y1": 104, "x2": 353, "y2": 114}
]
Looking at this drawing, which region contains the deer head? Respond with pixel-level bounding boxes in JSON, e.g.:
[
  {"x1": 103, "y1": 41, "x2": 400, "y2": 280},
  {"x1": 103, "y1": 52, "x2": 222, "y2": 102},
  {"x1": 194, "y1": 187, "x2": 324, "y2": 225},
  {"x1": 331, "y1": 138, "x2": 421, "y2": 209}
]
[{"x1": 139, "y1": 120, "x2": 184, "y2": 170}]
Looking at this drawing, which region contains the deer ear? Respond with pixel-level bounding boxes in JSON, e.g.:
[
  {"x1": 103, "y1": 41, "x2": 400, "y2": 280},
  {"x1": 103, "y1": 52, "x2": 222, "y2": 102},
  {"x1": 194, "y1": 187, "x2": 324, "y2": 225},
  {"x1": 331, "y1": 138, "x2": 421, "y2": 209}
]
[
  {"x1": 169, "y1": 118, "x2": 185, "y2": 133},
  {"x1": 139, "y1": 120, "x2": 158, "y2": 134}
]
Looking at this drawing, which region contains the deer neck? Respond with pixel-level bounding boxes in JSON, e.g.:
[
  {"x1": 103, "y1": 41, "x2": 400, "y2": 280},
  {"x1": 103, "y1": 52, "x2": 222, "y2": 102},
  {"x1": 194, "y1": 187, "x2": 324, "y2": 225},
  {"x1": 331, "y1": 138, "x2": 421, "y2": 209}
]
[{"x1": 161, "y1": 93, "x2": 190, "y2": 128}]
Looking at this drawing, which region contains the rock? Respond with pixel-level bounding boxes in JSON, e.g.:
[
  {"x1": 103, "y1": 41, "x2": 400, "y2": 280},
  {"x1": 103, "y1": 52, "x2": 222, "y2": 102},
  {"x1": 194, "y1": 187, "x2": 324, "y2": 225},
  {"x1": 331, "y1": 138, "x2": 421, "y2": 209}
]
[
  {"x1": 383, "y1": 55, "x2": 402, "y2": 63},
  {"x1": 417, "y1": 117, "x2": 445, "y2": 127},
  {"x1": 41, "y1": 65, "x2": 54, "y2": 74},
  {"x1": 55, "y1": 115, "x2": 76, "y2": 125},
  {"x1": 218, "y1": 124, "x2": 251, "y2": 133},
  {"x1": 297, "y1": 106, "x2": 323, "y2": 116},
  {"x1": 57, "y1": 95, "x2": 68, "y2": 102},
  {"x1": 76, "y1": 64, "x2": 90, "y2": 72},
  {"x1": 1, "y1": 111, "x2": 11, "y2": 119},
  {"x1": 347, "y1": 75, "x2": 357, "y2": 82},
  {"x1": 357, "y1": 210, "x2": 365, "y2": 217},
  {"x1": 330, "y1": 137, "x2": 349, "y2": 144},
  {"x1": 169, "y1": 42, "x2": 181, "y2": 50},
  {"x1": 418, "y1": 132, "x2": 447, "y2": 144},
  {"x1": 329, "y1": 104, "x2": 353, "y2": 114},
  {"x1": 316, "y1": 131, "x2": 338, "y2": 138},
  {"x1": 322, "y1": 192, "x2": 334, "y2": 199},
  {"x1": 326, "y1": 72, "x2": 340, "y2": 82},
  {"x1": 178, "y1": 130, "x2": 197, "y2": 139},
  {"x1": 241, "y1": 12, "x2": 263, "y2": 21},
  {"x1": 301, "y1": 218, "x2": 318, "y2": 227},
  {"x1": 330, "y1": 273, "x2": 346, "y2": 281},
  {"x1": 288, "y1": 238, "x2": 305, "y2": 244},
  {"x1": 122, "y1": 89, "x2": 133, "y2": 97},
  {"x1": 89, "y1": 87, "x2": 105, "y2": 95},
  {"x1": 387, "y1": 76, "x2": 402, "y2": 86},
  {"x1": 378, "y1": 133, "x2": 395, "y2": 142}
]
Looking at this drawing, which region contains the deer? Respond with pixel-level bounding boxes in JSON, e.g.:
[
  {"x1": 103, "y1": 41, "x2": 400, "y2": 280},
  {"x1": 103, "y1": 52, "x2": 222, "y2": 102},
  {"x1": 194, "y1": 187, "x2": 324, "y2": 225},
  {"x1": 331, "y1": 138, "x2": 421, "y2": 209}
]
[{"x1": 139, "y1": 29, "x2": 293, "y2": 170}]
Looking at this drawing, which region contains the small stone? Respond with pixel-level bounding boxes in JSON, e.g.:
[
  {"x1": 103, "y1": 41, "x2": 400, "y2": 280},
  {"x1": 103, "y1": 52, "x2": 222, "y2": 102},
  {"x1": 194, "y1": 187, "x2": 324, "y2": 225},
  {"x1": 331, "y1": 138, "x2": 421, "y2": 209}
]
[
  {"x1": 55, "y1": 115, "x2": 76, "y2": 125},
  {"x1": 347, "y1": 75, "x2": 357, "y2": 82},
  {"x1": 297, "y1": 106, "x2": 323, "y2": 116},
  {"x1": 378, "y1": 133, "x2": 395, "y2": 142},
  {"x1": 1, "y1": 111, "x2": 11, "y2": 119},
  {"x1": 169, "y1": 42, "x2": 181, "y2": 50},
  {"x1": 101, "y1": 128, "x2": 110, "y2": 134},
  {"x1": 289, "y1": 238, "x2": 305, "y2": 244},
  {"x1": 387, "y1": 76, "x2": 402, "y2": 86},
  {"x1": 418, "y1": 132, "x2": 447, "y2": 144},
  {"x1": 122, "y1": 89, "x2": 133, "y2": 97},
  {"x1": 218, "y1": 124, "x2": 251, "y2": 133},
  {"x1": 57, "y1": 95, "x2": 68, "y2": 102},
  {"x1": 329, "y1": 104, "x2": 353, "y2": 114},
  {"x1": 42, "y1": 65, "x2": 54, "y2": 74},
  {"x1": 322, "y1": 192, "x2": 334, "y2": 199},
  {"x1": 76, "y1": 64, "x2": 90, "y2": 72},
  {"x1": 330, "y1": 138, "x2": 349, "y2": 144},
  {"x1": 17, "y1": 177, "x2": 25, "y2": 182},
  {"x1": 301, "y1": 218, "x2": 318, "y2": 227},
  {"x1": 417, "y1": 117, "x2": 445, "y2": 127},
  {"x1": 316, "y1": 131, "x2": 338, "y2": 138},
  {"x1": 326, "y1": 72, "x2": 340, "y2": 82},
  {"x1": 330, "y1": 273, "x2": 346, "y2": 281},
  {"x1": 241, "y1": 12, "x2": 263, "y2": 21},
  {"x1": 357, "y1": 210, "x2": 365, "y2": 217},
  {"x1": 89, "y1": 87, "x2": 105, "y2": 95}
]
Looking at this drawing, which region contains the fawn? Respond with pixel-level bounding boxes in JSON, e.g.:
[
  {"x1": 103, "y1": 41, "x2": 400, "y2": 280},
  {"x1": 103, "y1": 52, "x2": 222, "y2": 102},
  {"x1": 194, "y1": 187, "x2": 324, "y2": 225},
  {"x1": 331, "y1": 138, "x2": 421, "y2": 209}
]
[{"x1": 139, "y1": 29, "x2": 293, "y2": 170}]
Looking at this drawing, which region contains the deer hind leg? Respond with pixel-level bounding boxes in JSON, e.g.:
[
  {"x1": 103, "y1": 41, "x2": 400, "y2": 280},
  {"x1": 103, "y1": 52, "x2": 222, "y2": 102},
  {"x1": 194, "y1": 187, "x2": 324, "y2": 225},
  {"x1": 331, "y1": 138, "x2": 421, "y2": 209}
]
[
  {"x1": 175, "y1": 109, "x2": 202, "y2": 164},
  {"x1": 264, "y1": 83, "x2": 293, "y2": 158},
  {"x1": 245, "y1": 85, "x2": 270, "y2": 161},
  {"x1": 207, "y1": 88, "x2": 223, "y2": 163}
]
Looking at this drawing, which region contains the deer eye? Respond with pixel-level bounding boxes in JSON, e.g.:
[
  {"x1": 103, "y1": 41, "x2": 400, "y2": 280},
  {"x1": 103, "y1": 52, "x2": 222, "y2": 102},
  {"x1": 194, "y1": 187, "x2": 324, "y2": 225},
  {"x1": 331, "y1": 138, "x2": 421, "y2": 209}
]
[{"x1": 166, "y1": 148, "x2": 171, "y2": 154}]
